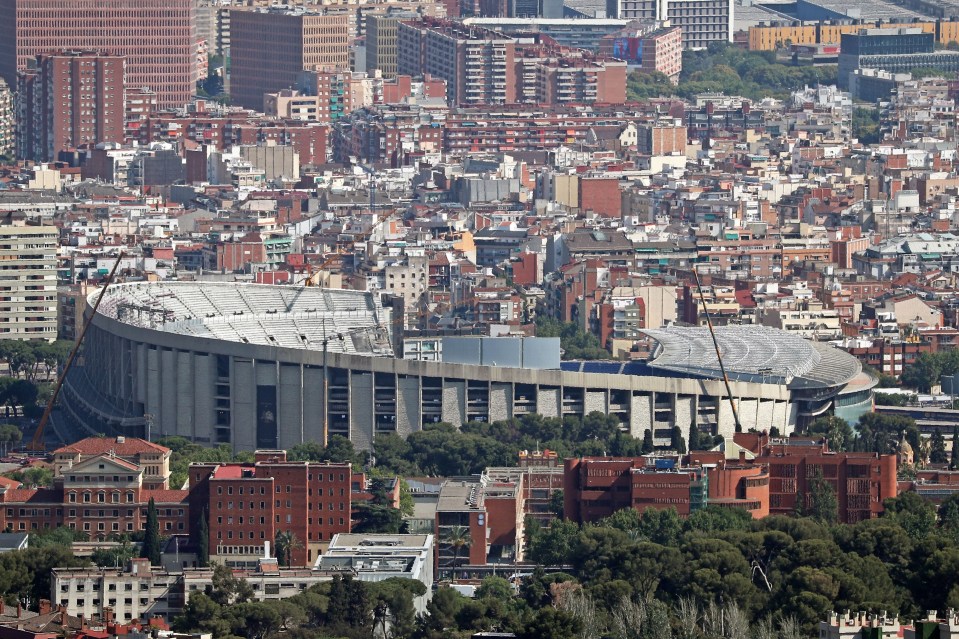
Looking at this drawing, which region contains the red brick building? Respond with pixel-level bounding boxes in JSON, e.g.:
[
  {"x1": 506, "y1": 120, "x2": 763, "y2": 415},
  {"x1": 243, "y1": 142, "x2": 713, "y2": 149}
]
[
  {"x1": 0, "y1": 453, "x2": 188, "y2": 538},
  {"x1": 16, "y1": 51, "x2": 125, "y2": 162},
  {"x1": 762, "y1": 441, "x2": 897, "y2": 523},
  {"x1": 0, "y1": 443, "x2": 354, "y2": 566},
  {"x1": 563, "y1": 457, "x2": 710, "y2": 522},
  {"x1": 563, "y1": 442, "x2": 897, "y2": 525},
  {"x1": 188, "y1": 450, "x2": 353, "y2": 567},
  {"x1": 579, "y1": 177, "x2": 623, "y2": 218},
  {"x1": 0, "y1": 0, "x2": 197, "y2": 109}
]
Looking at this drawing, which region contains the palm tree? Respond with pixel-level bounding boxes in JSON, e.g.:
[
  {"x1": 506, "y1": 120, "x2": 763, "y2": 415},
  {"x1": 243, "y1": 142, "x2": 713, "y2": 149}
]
[
  {"x1": 441, "y1": 525, "x2": 472, "y2": 583},
  {"x1": 275, "y1": 530, "x2": 303, "y2": 567}
]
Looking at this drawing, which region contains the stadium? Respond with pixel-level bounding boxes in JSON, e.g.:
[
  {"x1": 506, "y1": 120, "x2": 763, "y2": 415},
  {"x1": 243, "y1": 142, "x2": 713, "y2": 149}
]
[{"x1": 58, "y1": 282, "x2": 874, "y2": 452}]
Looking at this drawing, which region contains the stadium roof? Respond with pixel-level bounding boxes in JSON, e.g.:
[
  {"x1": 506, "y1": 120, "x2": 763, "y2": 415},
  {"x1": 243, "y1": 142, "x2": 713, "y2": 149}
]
[
  {"x1": 642, "y1": 325, "x2": 862, "y2": 389},
  {"x1": 94, "y1": 282, "x2": 393, "y2": 356}
]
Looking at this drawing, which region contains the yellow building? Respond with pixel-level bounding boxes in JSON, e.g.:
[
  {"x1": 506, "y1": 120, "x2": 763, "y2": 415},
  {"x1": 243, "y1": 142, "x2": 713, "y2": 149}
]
[{"x1": 746, "y1": 19, "x2": 952, "y2": 51}]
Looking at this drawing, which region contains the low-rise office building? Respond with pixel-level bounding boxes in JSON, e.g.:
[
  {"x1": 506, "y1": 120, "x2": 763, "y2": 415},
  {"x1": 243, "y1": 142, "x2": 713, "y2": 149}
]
[{"x1": 318, "y1": 533, "x2": 434, "y2": 612}]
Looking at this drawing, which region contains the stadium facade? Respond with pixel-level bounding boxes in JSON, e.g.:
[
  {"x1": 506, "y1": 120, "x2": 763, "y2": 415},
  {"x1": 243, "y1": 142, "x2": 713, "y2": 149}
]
[{"x1": 59, "y1": 283, "x2": 874, "y2": 452}]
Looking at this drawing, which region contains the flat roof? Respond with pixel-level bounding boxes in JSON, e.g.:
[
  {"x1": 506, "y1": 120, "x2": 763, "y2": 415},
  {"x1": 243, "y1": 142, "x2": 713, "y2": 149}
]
[
  {"x1": 328, "y1": 534, "x2": 432, "y2": 549},
  {"x1": 436, "y1": 481, "x2": 481, "y2": 511},
  {"x1": 463, "y1": 17, "x2": 630, "y2": 25}
]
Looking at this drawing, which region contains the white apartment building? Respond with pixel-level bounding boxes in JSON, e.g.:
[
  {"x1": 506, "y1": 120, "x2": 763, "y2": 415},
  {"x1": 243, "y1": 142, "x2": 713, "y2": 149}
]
[
  {"x1": 606, "y1": 0, "x2": 733, "y2": 49},
  {"x1": 0, "y1": 219, "x2": 59, "y2": 340}
]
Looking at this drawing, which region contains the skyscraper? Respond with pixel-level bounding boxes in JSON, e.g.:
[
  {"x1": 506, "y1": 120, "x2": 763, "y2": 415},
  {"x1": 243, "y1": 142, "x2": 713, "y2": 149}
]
[
  {"x1": 229, "y1": 8, "x2": 350, "y2": 111},
  {"x1": 16, "y1": 51, "x2": 125, "y2": 162},
  {"x1": 0, "y1": 0, "x2": 197, "y2": 108}
]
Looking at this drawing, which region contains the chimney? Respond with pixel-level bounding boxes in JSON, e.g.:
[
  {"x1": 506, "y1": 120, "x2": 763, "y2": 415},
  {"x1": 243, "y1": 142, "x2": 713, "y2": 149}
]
[
  {"x1": 79, "y1": 613, "x2": 86, "y2": 631},
  {"x1": 60, "y1": 608, "x2": 67, "y2": 627},
  {"x1": 738, "y1": 449, "x2": 746, "y2": 463},
  {"x1": 39, "y1": 600, "x2": 52, "y2": 615},
  {"x1": 103, "y1": 607, "x2": 114, "y2": 623},
  {"x1": 16, "y1": 602, "x2": 21, "y2": 619}
]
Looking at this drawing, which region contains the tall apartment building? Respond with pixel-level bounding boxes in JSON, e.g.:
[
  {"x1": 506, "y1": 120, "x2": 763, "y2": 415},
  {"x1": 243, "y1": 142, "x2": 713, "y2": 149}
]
[
  {"x1": 516, "y1": 41, "x2": 627, "y2": 104},
  {"x1": 367, "y1": 13, "x2": 415, "y2": 78},
  {"x1": 229, "y1": 8, "x2": 350, "y2": 111},
  {"x1": 0, "y1": 78, "x2": 11, "y2": 159},
  {"x1": 398, "y1": 18, "x2": 626, "y2": 105},
  {"x1": 398, "y1": 18, "x2": 517, "y2": 105},
  {"x1": 0, "y1": 0, "x2": 197, "y2": 108},
  {"x1": 188, "y1": 450, "x2": 353, "y2": 567},
  {"x1": 0, "y1": 217, "x2": 58, "y2": 341},
  {"x1": 606, "y1": 0, "x2": 733, "y2": 49},
  {"x1": 16, "y1": 51, "x2": 125, "y2": 162}
]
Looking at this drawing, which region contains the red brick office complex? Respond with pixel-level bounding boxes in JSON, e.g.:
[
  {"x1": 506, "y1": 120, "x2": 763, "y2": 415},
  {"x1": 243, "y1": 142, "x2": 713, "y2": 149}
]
[
  {"x1": 565, "y1": 439, "x2": 898, "y2": 525},
  {"x1": 188, "y1": 450, "x2": 353, "y2": 566},
  {"x1": 0, "y1": 0, "x2": 197, "y2": 108}
]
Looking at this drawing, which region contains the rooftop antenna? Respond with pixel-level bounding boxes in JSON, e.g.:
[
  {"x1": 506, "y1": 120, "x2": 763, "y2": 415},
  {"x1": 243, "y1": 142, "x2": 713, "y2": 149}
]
[{"x1": 692, "y1": 265, "x2": 742, "y2": 433}]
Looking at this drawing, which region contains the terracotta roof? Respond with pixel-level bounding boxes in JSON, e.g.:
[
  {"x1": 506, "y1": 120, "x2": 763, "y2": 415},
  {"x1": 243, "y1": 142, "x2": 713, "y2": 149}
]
[
  {"x1": 143, "y1": 489, "x2": 188, "y2": 504},
  {"x1": 0, "y1": 477, "x2": 21, "y2": 490},
  {"x1": 1, "y1": 488, "x2": 59, "y2": 503},
  {"x1": 53, "y1": 437, "x2": 169, "y2": 457},
  {"x1": 210, "y1": 465, "x2": 245, "y2": 479}
]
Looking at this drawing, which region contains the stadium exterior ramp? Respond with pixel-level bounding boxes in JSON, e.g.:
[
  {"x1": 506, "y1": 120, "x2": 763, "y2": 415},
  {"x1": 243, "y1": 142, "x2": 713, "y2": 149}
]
[{"x1": 61, "y1": 283, "x2": 804, "y2": 453}]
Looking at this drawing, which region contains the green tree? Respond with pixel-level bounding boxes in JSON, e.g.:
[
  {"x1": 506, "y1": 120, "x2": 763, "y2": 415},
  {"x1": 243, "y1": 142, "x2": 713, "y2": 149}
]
[
  {"x1": 91, "y1": 538, "x2": 137, "y2": 568},
  {"x1": 940, "y1": 493, "x2": 959, "y2": 541},
  {"x1": 931, "y1": 429, "x2": 949, "y2": 464},
  {"x1": 688, "y1": 421, "x2": 701, "y2": 451},
  {"x1": 670, "y1": 426, "x2": 687, "y2": 454},
  {"x1": 882, "y1": 492, "x2": 936, "y2": 540},
  {"x1": 874, "y1": 392, "x2": 912, "y2": 407},
  {"x1": 141, "y1": 498, "x2": 161, "y2": 564},
  {"x1": 289, "y1": 435, "x2": 364, "y2": 465},
  {"x1": 641, "y1": 429, "x2": 654, "y2": 454},
  {"x1": 442, "y1": 525, "x2": 472, "y2": 582},
  {"x1": 519, "y1": 607, "x2": 582, "y2": 639},
  {"x1": 535, "y1": 316, "x2": 610, "y2": 360},
  {"x1": 275, "y1": 530, "x2": 303, "y2": 567},
  {"x1": 852, "y1": 106, "x2": 882, "y2": 145},
  {"x1": 0, "y1": 424, "x2": 22, "y2": 455},
  {"x1": 798, "y1": 470, "x2": 838, "y2": 525},
  {"x1": 208, "y1": 562, "x2": 254, "y2": 605},
  {"x1": 807, "y1": 416, "x2": 854, "y2": 452},
  {"x1": 174, "y1": 592, "x2": 229, "y2": 636}
]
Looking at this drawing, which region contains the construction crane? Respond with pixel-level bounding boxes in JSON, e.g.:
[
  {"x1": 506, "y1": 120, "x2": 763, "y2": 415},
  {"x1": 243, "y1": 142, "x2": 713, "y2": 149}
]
[
  {"x1": 29, "y1": 253, "x2": 125, "y2": 451},
  {"x1": 692, "y1": 265, "x2": 743, "y2": 434}
]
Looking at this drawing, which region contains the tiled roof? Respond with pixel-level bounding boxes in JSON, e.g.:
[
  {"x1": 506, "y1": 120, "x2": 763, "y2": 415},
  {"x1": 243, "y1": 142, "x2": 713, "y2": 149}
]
[
  {"x1": 143, "y1": 489, "x2": 188, "y2": 504},
  {"x1": 54, "y1": 436, "x2": 169, "y2": 457},
  {"x1": 1, "y1": 488, "x2": 58, "y2": 503}
]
